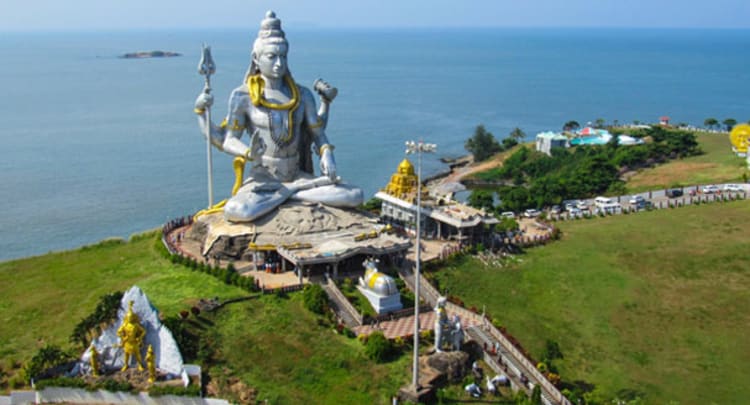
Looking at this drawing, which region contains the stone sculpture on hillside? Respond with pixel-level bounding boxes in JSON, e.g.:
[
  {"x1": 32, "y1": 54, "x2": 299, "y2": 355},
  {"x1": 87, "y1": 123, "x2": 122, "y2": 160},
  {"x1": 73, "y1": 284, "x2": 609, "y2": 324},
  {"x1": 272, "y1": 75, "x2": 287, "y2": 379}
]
[
  {"x1": 76, "y1": 286, "x2": 187, "y2": 384},
  {"x1": 434, "y1": 296, "x2": 464, "y2": 352},
  {"x1": 194, "y1": 10, "x2": 363, "y2": 222}
]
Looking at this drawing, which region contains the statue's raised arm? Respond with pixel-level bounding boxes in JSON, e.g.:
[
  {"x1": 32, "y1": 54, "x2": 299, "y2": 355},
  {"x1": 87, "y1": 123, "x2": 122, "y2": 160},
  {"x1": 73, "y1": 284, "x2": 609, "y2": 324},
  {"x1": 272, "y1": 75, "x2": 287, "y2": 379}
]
[{"x1": 192, "y1": 11, "x2": 363, "y2": 223}]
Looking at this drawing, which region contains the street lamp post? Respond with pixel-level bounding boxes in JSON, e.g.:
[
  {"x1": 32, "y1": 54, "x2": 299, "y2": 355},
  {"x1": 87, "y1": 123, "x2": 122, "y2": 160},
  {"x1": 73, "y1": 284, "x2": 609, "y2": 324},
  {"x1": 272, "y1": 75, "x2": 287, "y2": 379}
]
[{"x1": 405, "y1": 139, "x2": 436, "y2": 392}]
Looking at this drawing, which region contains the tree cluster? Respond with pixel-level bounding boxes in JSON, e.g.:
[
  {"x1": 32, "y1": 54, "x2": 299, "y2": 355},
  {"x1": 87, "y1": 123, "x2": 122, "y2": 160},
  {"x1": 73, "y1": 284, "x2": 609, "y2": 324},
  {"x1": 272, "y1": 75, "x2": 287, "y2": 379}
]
[
  {"x1": 467, "y1": 126, "x2": 702, "y2": 213},
  {"x1": 464, "y1": 125, "x2": 523, "y2": 162},
  {"x1": 704, "y1": 117, "x2": 738, "y2": 131}
]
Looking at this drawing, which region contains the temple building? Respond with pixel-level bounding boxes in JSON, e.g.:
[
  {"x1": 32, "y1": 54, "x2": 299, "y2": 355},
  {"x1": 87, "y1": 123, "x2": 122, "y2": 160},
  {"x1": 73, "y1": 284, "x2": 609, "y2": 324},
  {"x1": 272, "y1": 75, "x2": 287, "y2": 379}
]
[{"x1": 375, "y1": 158, "x2": 498, "y2": 245}]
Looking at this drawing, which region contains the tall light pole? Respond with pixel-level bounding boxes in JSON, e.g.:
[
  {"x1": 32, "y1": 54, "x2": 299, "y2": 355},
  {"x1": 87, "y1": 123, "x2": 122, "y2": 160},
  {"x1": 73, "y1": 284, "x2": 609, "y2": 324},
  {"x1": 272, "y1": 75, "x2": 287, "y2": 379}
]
[{"x1": 405, "y1": 139, "x2": 436, "y2": 392}]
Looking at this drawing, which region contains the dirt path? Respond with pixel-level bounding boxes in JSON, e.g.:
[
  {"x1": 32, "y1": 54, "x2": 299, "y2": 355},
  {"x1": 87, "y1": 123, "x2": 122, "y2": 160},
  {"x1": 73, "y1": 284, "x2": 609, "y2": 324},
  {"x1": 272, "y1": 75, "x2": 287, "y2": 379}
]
[{"x1": 430, "y1": 146, "x2": 526, "y2": 190}]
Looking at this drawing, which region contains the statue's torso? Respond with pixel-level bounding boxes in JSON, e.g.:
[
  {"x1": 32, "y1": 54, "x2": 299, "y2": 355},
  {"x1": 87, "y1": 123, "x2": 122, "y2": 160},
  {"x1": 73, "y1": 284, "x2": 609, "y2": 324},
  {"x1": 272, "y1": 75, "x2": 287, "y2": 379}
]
[{"x1": 246, "y1": 102, "x2": 306, "y2": 158}]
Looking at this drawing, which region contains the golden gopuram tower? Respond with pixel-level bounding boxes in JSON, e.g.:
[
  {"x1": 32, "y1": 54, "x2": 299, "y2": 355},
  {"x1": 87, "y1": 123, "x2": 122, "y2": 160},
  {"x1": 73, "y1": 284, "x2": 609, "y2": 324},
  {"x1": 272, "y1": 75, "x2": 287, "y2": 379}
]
[{"x1": 383, "y1": 158, "x2": 419, "y2": 201}]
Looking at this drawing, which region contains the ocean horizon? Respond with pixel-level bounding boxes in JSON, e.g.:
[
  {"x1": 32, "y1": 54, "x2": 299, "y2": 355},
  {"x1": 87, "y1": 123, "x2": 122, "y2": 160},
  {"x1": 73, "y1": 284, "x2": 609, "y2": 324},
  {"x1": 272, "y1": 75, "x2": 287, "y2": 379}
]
[{"x1": 1, "y1": 27, "x2": 749, "y2": 261}]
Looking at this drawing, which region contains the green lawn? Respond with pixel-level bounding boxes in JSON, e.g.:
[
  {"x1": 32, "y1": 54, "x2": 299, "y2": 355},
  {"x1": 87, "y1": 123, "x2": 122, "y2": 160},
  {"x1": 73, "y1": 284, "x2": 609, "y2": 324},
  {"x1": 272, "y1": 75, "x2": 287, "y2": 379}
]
[
  {"x1": 0, "y1": 233, "x2": 245, "y2": 366},
  {"x1": 0, "y1": 232, "x2": 411, "y2": 403},
  {"x1": 626, "y1": 131, "x2": 749, "y2": 192},
  {"x1": 430, "y1": 201, "x2": 750, "y2": 404},
  {"x1": 207, "y1": 293, "x2": 410, "y2": 404}
]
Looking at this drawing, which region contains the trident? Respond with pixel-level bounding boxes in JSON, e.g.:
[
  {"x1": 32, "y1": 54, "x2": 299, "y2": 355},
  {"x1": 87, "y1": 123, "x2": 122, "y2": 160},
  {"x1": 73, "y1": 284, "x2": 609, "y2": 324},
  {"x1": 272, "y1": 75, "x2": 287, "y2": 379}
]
[{"x1": 198, "y1": 44, "x2": 216, "y2": 208}]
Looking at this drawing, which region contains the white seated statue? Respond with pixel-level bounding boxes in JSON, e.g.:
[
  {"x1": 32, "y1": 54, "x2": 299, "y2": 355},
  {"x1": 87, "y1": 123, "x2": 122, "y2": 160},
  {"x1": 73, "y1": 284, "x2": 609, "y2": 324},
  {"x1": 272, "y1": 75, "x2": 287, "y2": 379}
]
[{"x1": 195, "y1": 11, "x2": 363, "y2": 222}]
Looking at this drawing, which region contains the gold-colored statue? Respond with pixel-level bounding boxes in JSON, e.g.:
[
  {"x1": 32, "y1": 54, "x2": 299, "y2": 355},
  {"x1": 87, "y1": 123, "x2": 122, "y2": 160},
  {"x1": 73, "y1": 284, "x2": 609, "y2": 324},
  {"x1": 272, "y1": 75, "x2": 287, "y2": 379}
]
[
  {"x1": 146, "y1": 345, "x2": 156, "y2": 384},
  {"x1": 117, "y1": 301, "x2": 146, "y2": 371},
  {"x1": 89, "y1": 345, "x2": 99, "y2": 377}
]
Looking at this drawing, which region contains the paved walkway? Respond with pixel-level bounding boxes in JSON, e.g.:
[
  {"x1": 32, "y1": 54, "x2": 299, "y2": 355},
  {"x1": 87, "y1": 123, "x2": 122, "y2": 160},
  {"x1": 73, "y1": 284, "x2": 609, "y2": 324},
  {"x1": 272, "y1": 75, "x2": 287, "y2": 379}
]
[
  {"x1": 321, "y1": 281, "x2": 360, "y2": 326},
  {"x1": 353, "y1": 310, "x2": 481, "y2": 339}
]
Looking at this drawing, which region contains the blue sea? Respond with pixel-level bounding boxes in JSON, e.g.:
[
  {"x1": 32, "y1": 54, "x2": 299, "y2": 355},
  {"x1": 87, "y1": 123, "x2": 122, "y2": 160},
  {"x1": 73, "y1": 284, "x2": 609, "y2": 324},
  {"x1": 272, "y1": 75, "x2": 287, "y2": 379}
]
[{"x1": 1, "y1": 28, "x2": 749, "y2": 261}]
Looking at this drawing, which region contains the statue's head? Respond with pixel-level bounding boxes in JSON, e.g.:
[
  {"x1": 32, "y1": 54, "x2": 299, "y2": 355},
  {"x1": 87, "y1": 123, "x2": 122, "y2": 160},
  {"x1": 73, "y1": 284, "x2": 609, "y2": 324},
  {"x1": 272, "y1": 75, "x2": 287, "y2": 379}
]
[{"x1": 250, "y1": 11, "x2": 289, "y2": 79}]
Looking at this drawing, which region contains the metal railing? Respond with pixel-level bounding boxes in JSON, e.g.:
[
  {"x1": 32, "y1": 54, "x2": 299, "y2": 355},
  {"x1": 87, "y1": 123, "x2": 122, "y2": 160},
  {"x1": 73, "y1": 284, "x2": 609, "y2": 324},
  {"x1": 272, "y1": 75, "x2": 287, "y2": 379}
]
[{"x1": 324, "y1": 278, "x2": 363, "y2": 326}]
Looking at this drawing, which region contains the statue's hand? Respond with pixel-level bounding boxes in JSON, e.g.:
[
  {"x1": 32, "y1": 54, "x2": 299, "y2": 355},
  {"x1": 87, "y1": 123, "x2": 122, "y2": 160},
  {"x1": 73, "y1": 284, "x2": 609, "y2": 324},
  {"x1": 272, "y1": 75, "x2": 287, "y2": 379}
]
[
  {"x1": 194, "y1": 91, "x2": 214, "y2": 112},
  {"x1": 320, "y1": 148, "x2": 337, "y2": 181}
]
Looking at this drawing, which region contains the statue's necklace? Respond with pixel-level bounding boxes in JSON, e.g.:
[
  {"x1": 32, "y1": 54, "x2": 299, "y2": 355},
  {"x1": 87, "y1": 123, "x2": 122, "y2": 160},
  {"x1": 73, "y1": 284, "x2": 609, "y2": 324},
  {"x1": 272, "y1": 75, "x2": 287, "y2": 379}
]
[{"x1": 247, "y1": 74, "x2": 300, "y2": 143}]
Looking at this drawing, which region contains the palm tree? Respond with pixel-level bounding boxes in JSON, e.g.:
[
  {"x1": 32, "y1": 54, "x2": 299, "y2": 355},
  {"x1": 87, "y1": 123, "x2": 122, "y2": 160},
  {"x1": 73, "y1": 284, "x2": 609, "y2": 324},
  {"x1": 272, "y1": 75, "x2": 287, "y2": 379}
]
[
  {"x1": 509, "y1": 127, "x2": 526, "y2": 142},
  {"x1": 704, "y1": 117, "x2": 719, "y2": 130},
  {"x1": 723, "y1": 118, "x2": 737, "y2": 131},
  {"x1": 594, "y1": 118, "x2": 606, "y2": 129}
]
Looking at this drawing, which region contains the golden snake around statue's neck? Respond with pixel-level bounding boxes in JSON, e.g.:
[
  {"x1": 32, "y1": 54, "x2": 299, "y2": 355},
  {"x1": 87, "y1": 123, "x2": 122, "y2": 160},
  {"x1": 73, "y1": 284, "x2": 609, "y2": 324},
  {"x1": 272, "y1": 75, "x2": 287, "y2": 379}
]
[{"x1": 247, "y1": 74, "x2": 300, "y2": 143}]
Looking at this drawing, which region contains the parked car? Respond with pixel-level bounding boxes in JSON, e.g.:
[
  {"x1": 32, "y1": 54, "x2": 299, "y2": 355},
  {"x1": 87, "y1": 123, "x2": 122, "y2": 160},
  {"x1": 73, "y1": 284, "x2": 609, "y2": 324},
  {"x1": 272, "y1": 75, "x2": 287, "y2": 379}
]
[
  {"x1": 702, "y1": 185, "x2": 720, "y2": 194},
  {"x1": 724, "y1": 184, "x2": 743, "y2": 192},
  {"x1": 666, "y1": 188, "x2": 683, "y2": 198},
  {"x1": 576, "y1": 200, "x2": 589, "y2": 210},
  {"x1": 568, "y1": 207, "x2": 582, "y2": 217},
  {"x1": 594, "y1": 196, "x2": 614, "y2": 207},
  {"x1": 523, "y1": 209, "x2": 541, "y2": 218},
  {"x1": 629, "y1": 195, "x2": 645, "y2": 205},
  {"x1": 500, "y1": 211, "x2": 516, "y2": 219},
  {"x1": 549, "y1": 205, "x2": 562, "y2": 214}
]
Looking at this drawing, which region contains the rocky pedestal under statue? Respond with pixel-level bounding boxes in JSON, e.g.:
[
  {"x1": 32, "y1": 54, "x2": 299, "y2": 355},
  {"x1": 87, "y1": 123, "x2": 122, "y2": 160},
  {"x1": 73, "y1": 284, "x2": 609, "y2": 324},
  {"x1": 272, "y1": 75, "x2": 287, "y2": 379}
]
[{"x1": 185, "y1": 11, "x2": 409, "y2": 263}]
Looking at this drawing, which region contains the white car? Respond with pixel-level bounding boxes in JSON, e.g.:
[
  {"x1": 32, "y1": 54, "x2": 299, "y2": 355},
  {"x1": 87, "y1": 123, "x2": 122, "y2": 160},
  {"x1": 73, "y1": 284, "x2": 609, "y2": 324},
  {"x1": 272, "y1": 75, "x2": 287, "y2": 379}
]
[
  {"x1": 523, "y1": 209, "x2": 541, "y2": 218},
  {"x1": 629, "y1": 195, "x2": 645, "y2": 205},
  {"x1": 723, "y1": 184, "x2": 743, "y2": 192},
  {"x1": 568, "y1": 207, "x2": 582, "y2": 217},
  {"x1": 576, "y1": 200, "x2": 588, "y2": 210},
  {"x1": 702, "y1": 185, "x2": 720, "y2": 194},
  {"x1": 500, "y1": 211, "x2": 516, "y2": 219}
]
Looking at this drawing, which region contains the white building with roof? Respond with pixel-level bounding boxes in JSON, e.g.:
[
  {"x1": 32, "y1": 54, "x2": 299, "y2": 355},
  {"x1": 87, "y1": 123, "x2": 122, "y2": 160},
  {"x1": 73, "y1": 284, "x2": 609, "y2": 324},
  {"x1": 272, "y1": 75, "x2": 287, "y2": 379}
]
[{"x1": 536, "y1": 131, "x2": 570, "y2": 156}]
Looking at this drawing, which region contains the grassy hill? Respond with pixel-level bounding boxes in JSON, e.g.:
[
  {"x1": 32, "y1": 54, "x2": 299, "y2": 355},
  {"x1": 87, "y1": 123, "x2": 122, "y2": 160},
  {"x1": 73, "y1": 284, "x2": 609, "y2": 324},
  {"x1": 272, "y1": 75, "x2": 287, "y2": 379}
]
[
  {"x1": 0, "y1": 233, "x2": 409, "y2": 403},
  {"x1": 3, "y1": 201, "x2": 750, "y2": 403},
  {"x1": 625, "y1": 131, "x2": 748, "y2": 192},
  {"x1": 429, "y1": 201, "x2": 750, "y2": 404}
]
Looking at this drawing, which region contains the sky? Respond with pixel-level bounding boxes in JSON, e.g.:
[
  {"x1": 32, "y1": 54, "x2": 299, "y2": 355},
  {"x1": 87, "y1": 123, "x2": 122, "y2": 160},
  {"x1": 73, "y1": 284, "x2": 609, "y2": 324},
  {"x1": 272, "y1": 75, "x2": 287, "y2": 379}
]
[{"x1": 2, "y1": 0, "x2": 749, "y2": 31}]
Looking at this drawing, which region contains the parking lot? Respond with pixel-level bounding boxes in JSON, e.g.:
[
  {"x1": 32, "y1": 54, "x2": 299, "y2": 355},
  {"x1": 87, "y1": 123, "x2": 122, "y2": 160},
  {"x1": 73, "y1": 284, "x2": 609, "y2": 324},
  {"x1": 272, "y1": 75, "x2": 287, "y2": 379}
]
[{"x1": 542, "y1": 183, "x2": 749, "y2": 220}]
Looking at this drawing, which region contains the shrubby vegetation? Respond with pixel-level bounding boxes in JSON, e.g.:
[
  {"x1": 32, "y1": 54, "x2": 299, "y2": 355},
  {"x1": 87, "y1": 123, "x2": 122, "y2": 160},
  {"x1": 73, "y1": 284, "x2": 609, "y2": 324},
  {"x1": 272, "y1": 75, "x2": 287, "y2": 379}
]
[
  {"x1": 167, "y1": 252, "x2": 256, "y2": 292},
  {"x1": 464, "y1": 125, "x2": 521, "y2": 162},
  {"x1": 362, "y1": 331, "x2": 393, "y2": 363},
  {"x1": 23, "y1": 345, "x2": 75, "y2": 381},
  {"x1": 469, "y1": 126, "x2": 702, "y2": 212},
  {"x1": 34, "y1": 376, "x2": 135, "y2": 393},
  {"x1": 302, "y1": 283, "x2": 329, "y2": 315},
  {"x1": 70, "y1": 291, "x2": 123, "y2": 349}
]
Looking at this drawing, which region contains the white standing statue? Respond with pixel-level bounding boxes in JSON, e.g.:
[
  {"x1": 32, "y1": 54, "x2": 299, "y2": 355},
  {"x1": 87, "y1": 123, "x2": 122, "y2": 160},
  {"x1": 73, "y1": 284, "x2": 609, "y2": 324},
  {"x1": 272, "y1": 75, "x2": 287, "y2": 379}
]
[
  {"x1": 434, "y1": 297, "x2": 464, "y2": 352},
  {"x1": 450, "y1": 314, "x2": 464, "y2": 351},
  {"x1": 434, "y1": 297, "x2": 449, "y2": 352},
  {"x1": 194, "y1": 11, "x2": 363, "y2": 222}
]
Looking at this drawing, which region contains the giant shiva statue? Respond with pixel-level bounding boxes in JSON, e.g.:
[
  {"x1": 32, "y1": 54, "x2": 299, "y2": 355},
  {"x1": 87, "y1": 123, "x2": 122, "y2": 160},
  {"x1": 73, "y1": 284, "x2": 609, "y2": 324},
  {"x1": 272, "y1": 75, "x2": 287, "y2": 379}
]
[{"x1": 194, "y1": 11, "x2": 363, "y2": 222}]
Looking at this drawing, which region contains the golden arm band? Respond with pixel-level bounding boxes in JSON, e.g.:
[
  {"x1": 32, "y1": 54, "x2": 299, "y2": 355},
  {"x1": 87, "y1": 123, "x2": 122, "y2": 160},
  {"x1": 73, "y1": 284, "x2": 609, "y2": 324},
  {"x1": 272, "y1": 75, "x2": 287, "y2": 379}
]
[{"x1": 319, "y1": 144, "x2": 335, "y2": 155}]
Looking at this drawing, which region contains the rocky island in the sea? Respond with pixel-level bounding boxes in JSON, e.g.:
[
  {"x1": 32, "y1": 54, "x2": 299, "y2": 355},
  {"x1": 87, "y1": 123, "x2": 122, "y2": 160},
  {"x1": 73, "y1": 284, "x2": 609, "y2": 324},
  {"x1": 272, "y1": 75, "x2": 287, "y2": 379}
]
[{"x1": 120, "y1": 50, "x2": 181, "y2": 59}]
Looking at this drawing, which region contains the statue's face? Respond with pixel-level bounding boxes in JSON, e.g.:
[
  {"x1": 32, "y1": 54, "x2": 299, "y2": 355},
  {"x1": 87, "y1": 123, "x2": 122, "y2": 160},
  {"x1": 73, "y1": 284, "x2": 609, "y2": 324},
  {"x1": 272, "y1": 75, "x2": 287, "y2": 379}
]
[{"x1": 254, "y1": 43, "x2": 288, "y2": 80}]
